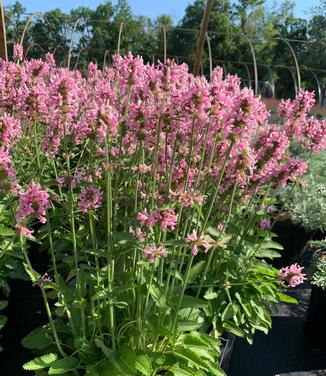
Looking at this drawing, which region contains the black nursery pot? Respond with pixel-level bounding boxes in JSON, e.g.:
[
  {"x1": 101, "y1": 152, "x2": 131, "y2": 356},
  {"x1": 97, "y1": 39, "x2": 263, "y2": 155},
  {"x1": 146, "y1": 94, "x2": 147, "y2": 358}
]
[
  {"x1": 0, "y1": 243, "x2": 49, "y2": 375},
  {"x1": 0, "y1": 278, "x2": 47, "y2": 376},
  {"x1": 305, "y1": 284, "x2": 326, "y2": 349},
  {"x1": 219, "y1": 331, "x2": 235, "y2": 373},
  {"x1": 272, "y1": 219, "x2": 316, "y2": 268}
]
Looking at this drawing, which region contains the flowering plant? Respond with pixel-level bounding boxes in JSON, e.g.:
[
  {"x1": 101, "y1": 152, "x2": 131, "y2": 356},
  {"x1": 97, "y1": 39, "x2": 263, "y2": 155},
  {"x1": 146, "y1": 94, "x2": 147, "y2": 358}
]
[
  {"x1": 0, "y1": 46, "x2": 323, "y2": 374},
  {"x1": 307, "y1": 241, "x2": 326, "y2": 290}
]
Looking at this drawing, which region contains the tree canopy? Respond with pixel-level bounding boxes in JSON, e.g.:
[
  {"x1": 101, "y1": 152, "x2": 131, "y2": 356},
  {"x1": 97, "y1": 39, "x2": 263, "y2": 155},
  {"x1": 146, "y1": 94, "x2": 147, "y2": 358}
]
[{"x1": 4, "y1": 0, "x2": 326, "y2": 99}]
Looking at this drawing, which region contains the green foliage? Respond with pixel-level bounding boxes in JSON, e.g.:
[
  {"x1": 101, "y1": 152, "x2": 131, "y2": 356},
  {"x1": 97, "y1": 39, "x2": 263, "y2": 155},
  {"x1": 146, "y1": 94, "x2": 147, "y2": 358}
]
[
  {"x1": 279, "y1": 150, "x2": 326, "y2": 232},
  {"x1": 0, "y1": 203, "x2": 27, "y2": 352},
  {"x1": 308, "y1": 246, "x2": 326, "y2": 290}
]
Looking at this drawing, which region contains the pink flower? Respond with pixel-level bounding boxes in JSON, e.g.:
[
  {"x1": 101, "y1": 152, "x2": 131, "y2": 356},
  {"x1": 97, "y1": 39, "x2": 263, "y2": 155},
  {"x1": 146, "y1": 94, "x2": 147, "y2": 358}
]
[
  {"x1": 144, "y1": 244, "x2": 168, "y2": 263},
  {"x1": 16, "y1": 223, "x2": 34, "y2": 239},
  {"x1": 13, "y1": 44, "x2": 23, "y2": 61},
  {"x1": 160, "y1": 209, "x2": 178, "y2": 231},
  {"x1": 0, "y1": 150, "x2": 17, "y2": 192},
  {"x1": 260, "y1": 219, "x2": 271, "y2": 229},
  {"x1": 16, "y1": 181, "x2": 50, "y2": 224},
  {"x1": 0, "y1": 113, "x2": 21, "y2": 150},
  {"x1": 78, "y1": 187, "x2": 103, "y2": 213},
  {"x1": 278, "y1": 263, "x2": 306, "y2": 287},
  {"x1": 129, "y1": 227, "x2": 147, "y2": 243},
  {"x1": 137, "y1": 209, "x2": 160, "y2": 228},
  {"x1": 186, "y1": 229, "x2": 212, "y2": 255}
]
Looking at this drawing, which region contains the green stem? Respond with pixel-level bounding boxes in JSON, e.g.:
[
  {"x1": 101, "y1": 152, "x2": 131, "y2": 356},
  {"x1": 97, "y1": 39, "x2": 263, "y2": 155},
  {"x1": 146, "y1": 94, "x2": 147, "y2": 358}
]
[
  {"x1": 104, "y1": 137, "x2": 116, "y2": 350},
  {"x1": 41, "y1": 287, "x2": 67, "y2": 358},
  {"x1": 19, "y1": 235, "x2": 66, "y2": 357},
  {"x1": 89, "y1": 213, "x2": 103, "y2": 337},
  {"x1": 171, "y1": 254, "x2": 195, "y2": 333},
  {"x1": 63, "y1": 120, "x2": 86, "y2": 340}
]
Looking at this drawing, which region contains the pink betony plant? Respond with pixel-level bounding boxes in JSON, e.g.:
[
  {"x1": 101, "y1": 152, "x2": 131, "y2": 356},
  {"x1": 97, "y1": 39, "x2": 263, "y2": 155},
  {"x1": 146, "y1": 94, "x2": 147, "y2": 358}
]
[{"x1": 0, "y1": 44, "x2": 320, "y2": 372}]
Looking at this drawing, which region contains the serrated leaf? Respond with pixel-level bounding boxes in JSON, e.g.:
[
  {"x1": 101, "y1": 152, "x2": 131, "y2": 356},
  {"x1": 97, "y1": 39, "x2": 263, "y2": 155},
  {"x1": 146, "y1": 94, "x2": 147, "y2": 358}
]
[
  {"x1": 187, "y1": 261, "x2": 205, "y2": 284},
  {"x1": 23, "y1": 353, "x2": 58, "y2": 371},
  {"x1": 171, "y1": 295, "x2": 208, "y2": 309},
  {"x1": 221, "y1": 303, "x2": 234, "y2": 321},
  {"x1": 206, "y1": 227, "x2": 220, "y2": 237},
  {"x1": 264, "y1": 241, "x2": 283, "y2": 250},
  {"x1": 119, "y1": 345, "x2": 137, "y2": 373},
  {"x1": 169, "y1": 366, "x2": 200, "y2": 375},
  {"x1": 0, "y1": 225, "x2": 15, "y2": 237},
  {"x1": 257, "y1": 249, "x2": 281, "y2": 259},
  {"x1": 172, "y1": 347, "x2": 210, "y2": 371},
  {"x1": 176, "y1": 319, "x2": 202, "y2": 332},
  {"x1": 94, "y1": 339, "x2": 112, "y2": 358},
  {"x1": 22, "y1": 328, "x2": 53, "y2": 350},
  {"x1": 23, "y1": 263, "x2": 40, "y2": 283},
  {"x1": 48, "y1": 357, "x2": 79, "y2": 375},
  {"x1": 204, "y1": 288, "x2": 218, "y2": 300},
  {"x1": 135, "y1": 354, "x2": 152, "y2": 375},
  {"x1": 149, "y1": 285, "x2": 167, "y2": 309},
  {"x1": 222, "y1": 321, "x2": 245, "y2": 337}
]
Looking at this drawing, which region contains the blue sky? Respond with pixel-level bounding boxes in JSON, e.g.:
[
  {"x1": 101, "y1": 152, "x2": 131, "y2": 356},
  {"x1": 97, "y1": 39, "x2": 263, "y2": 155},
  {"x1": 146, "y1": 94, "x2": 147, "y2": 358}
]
[{"x1": 2, "y1": 0, "x2": 319, "y2": 22}]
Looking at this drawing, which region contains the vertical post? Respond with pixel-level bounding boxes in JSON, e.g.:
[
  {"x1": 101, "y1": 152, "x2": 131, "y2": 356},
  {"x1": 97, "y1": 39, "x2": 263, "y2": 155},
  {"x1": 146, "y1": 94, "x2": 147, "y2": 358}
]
[
  {"x1": 0, "y1": 0, "x2": 7, "y2": 61},
  {"x1": 193, "y1": 0, "x2": 213, "y2": 76}
]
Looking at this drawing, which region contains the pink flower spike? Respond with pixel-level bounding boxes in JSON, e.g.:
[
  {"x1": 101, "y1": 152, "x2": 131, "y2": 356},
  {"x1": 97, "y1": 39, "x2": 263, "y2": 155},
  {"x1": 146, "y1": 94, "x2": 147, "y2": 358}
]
[
  {"x1": 13, "y1": 44, "x2": 24, "y2": 61},
  {"x1": 16, "y1": 181, "x2": 50, "y2": 224},
  {"x1": 278, "y1": 263, "x2": 306, "y2": 288},
  {"x1": 260, "y1": 219, "x2": 271, "y2": 229},
  {"x1": 143, "y1": 244, "x2": 168, "y2": 263},
  {"x1": 129, "y1": 227, "x2": 147, "y2": 243},
  {"x1": 78, "y1": 187, "x2": 103, "y2": 213},
  {"x1": 186, "y1": 229, "x2": 213, "y2": 255},
  {"x1": 16, "y1": 223, "x2": 34, "y2": 239}
]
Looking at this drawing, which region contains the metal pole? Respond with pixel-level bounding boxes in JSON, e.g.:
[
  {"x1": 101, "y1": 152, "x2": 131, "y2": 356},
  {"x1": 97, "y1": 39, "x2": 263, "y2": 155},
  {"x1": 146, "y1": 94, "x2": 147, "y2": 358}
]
[
  {"x1": 193, "y1": 0, "x2": 213, "y2": 76},
  {"x1": 0, "y1": 0, "x2": 7, "y2": 60}
]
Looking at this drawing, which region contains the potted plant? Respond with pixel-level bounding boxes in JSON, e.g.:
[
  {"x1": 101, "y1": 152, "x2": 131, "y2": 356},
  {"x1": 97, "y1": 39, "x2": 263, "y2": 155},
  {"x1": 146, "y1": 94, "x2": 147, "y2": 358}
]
[
  {"x1": 306, "y1": 240, "x2": 326, "y2": 348},
  {"x1": 0, "y1": 45, "x2": 324, "y2": 375}
]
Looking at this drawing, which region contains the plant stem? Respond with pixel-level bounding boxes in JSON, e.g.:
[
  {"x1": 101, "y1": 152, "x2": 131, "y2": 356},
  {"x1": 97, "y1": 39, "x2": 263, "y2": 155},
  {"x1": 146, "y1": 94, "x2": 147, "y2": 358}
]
[{"x1": 104, "y1": 137, "x2": 116, "y2": 350}]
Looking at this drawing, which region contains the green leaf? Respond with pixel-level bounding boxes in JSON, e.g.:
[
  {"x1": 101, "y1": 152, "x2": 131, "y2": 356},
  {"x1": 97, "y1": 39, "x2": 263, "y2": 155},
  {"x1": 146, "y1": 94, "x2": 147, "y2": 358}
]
[
  {"x1": 169, "y1": 366, "x2": 199, "y2": 376},
  {"x1": 256, "y1": 249, "x2": 281, "y2": 259},
  {"x1": 204, "y1": 288, "x2": 218, "y2": 300},
  {"x1": 0, "y1": 315, "x2": 7, "y2": 330},
  {"x1": 277, "y1": 292, "x2": 298, "y2": 304},
  {"x1": 221, "y1": 303, "x2": 234, "y2": 321},
  {"x1": 187, "y1": 261, "x2": 205, "y2": 284},
  {"x1": 23, "y1": 353, "x2": 58, "y2": 371},
  {"x1": 0, "y1": 225, "x2": 15, "y2": 237},
  {"x1": 193, "y1": 202, "x2": 204, "y2": 219},
  {"x1": 264, "y1": 241, "x2": 284, "y2": 250},
  {"x1": 135, "y1": 354, "x2": 152, "y2": 376},
  {"x1": 171, "y1": 295, "x2": 208, "y2": 309},
  {"x1": 0, "y1": 301, "x2": 8, "y2": 311},
  {"x1": 222, "y1": 321, "x2": 246, "y2": 337},
  {"x1": 149, "y1": 285, "x2": 167, "y2": 309},
  {"x1": 48, "y1": 357, "x2": 79, "y2": 375},
  {"x1": 94, "y1": 339, "x2": 112, "y2": 358},
  {"x1": 22, "y1": 328, "x2": 53, "y2": 350},
  {"x1": 206, "y1": 227, "x2": 220, "y2": 237},
  {"x1": 172, "y1": 347, "x2": 210, "y2": 371},
  {"x1": 176, "y1": 319, "x2": 202, "y2": 332},
  {"x1": 23, "y1": 263, "x2": 40, "y2": 283},
  {"x1": 119, "y1": 345, "x2": 137, "y2": 373}
]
